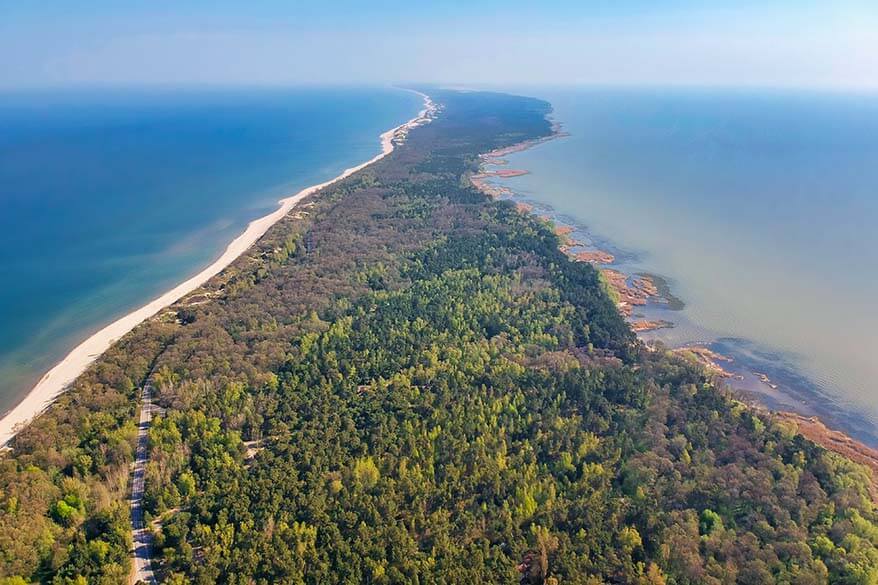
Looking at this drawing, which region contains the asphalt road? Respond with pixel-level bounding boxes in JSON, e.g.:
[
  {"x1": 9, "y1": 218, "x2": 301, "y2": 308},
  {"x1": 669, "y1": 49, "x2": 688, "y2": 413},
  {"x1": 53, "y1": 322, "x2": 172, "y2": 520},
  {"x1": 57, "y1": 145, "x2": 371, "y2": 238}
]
[{"x1": 130, "y1": 385, "x2": 156, "y2": 585}]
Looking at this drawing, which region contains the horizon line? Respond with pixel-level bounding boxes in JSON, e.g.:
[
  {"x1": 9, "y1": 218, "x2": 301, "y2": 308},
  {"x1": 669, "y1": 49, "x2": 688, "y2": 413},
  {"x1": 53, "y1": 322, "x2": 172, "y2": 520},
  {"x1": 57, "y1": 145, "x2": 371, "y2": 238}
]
[{"x1": 1, "y1": 80, "x2": 877, "y2": 95}]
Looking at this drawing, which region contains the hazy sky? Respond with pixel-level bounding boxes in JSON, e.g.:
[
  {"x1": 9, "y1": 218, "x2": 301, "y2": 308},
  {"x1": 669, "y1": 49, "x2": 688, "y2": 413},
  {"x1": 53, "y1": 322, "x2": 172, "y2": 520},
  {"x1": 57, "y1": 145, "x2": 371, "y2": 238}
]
[{"x1": 2, "y1": 0, "x2": 876, "y2": 89}]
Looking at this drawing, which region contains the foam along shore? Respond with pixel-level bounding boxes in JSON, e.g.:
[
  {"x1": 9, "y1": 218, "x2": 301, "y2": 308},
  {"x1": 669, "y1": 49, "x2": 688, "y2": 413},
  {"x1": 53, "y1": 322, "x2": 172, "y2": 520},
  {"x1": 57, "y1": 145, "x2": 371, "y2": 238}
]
[{"x1": 0, "y1": 90, "x2": 437, "y2": 447}]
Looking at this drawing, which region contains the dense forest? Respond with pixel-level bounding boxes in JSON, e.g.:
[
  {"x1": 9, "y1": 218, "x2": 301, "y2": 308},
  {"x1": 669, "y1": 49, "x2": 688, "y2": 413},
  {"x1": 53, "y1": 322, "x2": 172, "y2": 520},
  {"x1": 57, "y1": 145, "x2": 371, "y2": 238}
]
[{"x1": 1, "y1": 89, "x2": 877, "y2": 584}]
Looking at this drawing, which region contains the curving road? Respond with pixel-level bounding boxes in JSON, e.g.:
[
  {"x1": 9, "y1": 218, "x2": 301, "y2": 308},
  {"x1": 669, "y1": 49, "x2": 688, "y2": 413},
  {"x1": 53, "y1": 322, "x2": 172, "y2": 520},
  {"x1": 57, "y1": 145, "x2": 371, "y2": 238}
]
[{"x1": 130, "y1": 384, "x2": 156, "y2": 585}]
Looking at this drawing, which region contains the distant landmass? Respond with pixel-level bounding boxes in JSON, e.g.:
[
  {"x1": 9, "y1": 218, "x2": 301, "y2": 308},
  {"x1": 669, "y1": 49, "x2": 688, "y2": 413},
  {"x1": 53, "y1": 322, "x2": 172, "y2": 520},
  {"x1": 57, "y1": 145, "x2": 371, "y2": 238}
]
[{"x1": 0, "y1": 88, "x2": 876, "y2": 584}]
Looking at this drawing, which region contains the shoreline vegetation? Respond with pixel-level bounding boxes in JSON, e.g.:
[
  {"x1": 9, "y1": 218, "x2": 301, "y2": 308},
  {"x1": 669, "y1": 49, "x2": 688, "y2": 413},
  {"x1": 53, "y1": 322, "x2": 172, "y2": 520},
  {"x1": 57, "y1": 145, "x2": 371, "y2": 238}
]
[
  {"x1": 0, "y1": 91, "x2": 438, "y2": 447},
  {"x1": 473, "y1": 119, "x2": 878, "y2": 481},
  {"x1": 2, "y1": 89, "x2": 877, "y2": 584}
]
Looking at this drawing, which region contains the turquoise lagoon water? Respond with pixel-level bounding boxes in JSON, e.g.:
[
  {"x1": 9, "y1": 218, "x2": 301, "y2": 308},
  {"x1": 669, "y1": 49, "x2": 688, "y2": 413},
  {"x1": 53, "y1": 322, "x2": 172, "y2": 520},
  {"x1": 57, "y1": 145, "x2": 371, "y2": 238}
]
[
  {"x1": 496, "y1": 88, "x2": 878, "y2": 445},
  {"x1": 0, "y1": 87, "x2": 421, "y2": 415}
]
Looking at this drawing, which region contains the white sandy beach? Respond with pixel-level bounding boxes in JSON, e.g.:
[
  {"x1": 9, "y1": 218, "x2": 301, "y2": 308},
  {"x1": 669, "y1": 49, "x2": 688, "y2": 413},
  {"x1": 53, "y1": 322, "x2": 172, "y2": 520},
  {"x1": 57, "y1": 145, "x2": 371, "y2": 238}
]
[{"x1": 0, "y1": 91, "x2": 436, "y2": 447}]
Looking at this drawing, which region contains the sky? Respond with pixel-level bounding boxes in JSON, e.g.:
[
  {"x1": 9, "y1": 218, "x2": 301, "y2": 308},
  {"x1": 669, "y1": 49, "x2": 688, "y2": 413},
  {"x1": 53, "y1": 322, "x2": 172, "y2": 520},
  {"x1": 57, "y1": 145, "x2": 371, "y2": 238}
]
[{"x1": 1, "y1": 0, "x2": 876, "y2": 90}]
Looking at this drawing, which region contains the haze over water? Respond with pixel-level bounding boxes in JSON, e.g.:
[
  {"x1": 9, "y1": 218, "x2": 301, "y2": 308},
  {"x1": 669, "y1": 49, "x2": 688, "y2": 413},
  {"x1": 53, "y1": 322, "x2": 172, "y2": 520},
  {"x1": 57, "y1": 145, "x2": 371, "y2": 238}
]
[
  {"x1": 0, "y1": 87, "x2": 421, "y2": 415},
  {"x1": 501, "y1": 88, "x2": 878, "y2": 442}
]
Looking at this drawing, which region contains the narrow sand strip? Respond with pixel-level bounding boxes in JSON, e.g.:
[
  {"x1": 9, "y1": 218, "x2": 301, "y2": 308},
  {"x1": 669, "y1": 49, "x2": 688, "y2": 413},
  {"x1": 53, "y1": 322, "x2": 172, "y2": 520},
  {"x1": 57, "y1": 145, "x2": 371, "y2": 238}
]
[{"x1": 0, "y1": 90, "x2": 436, "y2": 447}]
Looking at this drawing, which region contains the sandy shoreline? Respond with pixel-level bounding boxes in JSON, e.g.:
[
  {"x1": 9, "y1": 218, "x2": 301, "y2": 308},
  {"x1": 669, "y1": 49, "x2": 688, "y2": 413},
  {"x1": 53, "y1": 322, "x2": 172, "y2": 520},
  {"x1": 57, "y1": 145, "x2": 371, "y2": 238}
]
[{"x1": 0, "y1": 90, "x2": 436, "y2": 447}]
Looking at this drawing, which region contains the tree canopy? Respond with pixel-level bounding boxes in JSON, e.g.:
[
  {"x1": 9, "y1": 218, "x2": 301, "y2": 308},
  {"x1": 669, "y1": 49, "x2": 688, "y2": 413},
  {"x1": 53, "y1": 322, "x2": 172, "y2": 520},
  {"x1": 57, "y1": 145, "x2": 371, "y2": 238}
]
[{"x1": 1, "y1": 89, "x2": 876, "y2": 584}]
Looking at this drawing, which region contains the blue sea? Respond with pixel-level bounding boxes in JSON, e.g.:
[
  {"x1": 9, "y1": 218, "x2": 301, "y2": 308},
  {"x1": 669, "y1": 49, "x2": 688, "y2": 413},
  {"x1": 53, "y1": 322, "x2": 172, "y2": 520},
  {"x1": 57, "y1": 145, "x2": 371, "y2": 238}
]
[
  {"x1": 0, "y1": 86, "x2": 422, "y2": 415},
  {"x1": 495, "y1": 88, "x2": 878, "y2": 445}
]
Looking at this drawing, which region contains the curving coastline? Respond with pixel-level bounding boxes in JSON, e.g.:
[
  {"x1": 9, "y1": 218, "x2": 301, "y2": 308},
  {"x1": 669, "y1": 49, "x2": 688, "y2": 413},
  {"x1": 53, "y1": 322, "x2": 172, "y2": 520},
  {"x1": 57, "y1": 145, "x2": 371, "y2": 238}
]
[
  {"x1": 0, "y1": 90, "x2": 436, "y2": 447},
  {"x1": 472, "y1": 114, "x2": 878, "y2": 470}
]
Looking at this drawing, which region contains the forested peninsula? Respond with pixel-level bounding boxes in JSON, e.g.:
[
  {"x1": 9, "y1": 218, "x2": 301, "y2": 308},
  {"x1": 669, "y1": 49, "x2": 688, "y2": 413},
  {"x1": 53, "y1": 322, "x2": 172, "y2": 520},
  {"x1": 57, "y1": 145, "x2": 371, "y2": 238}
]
[{"x1": 1, "y1": 89, "x2": 877, "y2": 584}]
